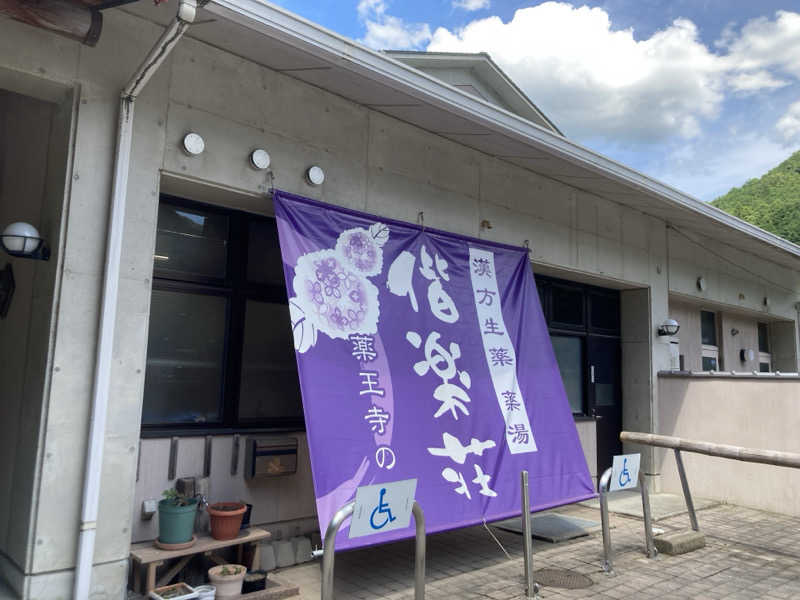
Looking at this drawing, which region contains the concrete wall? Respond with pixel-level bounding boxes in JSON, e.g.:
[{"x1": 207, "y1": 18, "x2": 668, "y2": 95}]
[
  {"x1": 0, "y1": 87, "x2": 73, "y2": 596},
  {"x1": 658, "y1": 375, "x2": 800, "y2": 515},
  {"x1": 133, "y1": 435, "x2": 317, "y2": 543},
  {"x1": 0, "y1": 5, "x2": 799, "y2": 597},
  {"x1": 669, "y1": 298, "x2": 794, "y2": 373}
]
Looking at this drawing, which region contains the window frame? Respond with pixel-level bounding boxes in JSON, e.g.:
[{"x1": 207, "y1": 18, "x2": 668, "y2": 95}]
[{"x1": 142, "y1": 195, "x2": 304, "y2": 437}]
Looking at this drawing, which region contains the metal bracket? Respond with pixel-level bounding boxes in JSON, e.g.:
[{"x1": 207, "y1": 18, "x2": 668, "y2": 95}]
[
  {"x1": 321, "y1": 501, "x2": 426, "y2": 600},
  {"x1": 203, "y1": 435, "x2": 212, "y2": 477},
  {"x1": 231, "y1": 434, "x2": 240, "y2": 476},
  {"x1": 168, "y1": 437, "x2": 178, "y2": 481}
]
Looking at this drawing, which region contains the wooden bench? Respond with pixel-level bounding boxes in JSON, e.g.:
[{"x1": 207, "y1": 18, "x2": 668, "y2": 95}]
[{"x1": 130, "y1": 527, "x2": 271, "y2": 593}]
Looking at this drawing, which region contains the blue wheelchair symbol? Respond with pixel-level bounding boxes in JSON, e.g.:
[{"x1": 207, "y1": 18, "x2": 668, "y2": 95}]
[
  {"x1": 618, "y1": 457, "x2": 632, "y2": 488},
  {"x1": 369, "y1": 488, "x2": 397, "y2": 530}
]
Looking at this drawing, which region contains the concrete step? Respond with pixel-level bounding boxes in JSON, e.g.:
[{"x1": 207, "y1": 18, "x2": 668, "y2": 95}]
[{"x1": 653, "y1": 529, "x2": 706, "y2": 555}]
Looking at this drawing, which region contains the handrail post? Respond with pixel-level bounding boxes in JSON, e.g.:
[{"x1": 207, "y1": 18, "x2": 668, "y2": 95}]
[
  {"x1": 674, "y1": 449, "x2": 699, "y2": 531},
  {"x1": 639, "y1": 470, "x2": 656, "y2": 558},
  {"x1": 321, "y1": 500, "x2": 426, "y2": 600},
  {"x1": 598, "y1": 467, "x2": 614, "y2": 575}
]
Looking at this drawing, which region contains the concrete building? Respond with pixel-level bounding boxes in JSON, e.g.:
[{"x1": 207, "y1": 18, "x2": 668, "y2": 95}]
[{"x1": 1, "y1": 0, "x2": 799, "y2": 597}]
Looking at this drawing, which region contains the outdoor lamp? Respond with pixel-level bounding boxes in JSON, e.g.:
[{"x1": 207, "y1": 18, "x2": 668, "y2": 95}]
[
  {"x1": 1, "y1": 222, "x2": 50, "y2": 261},
  {"x1": 657, "y1": 318, "x2": 680, "y2": 336}
]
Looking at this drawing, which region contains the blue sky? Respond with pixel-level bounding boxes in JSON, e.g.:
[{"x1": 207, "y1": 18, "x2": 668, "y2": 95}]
[{"x1": 272, "y1": 1, "x2": 800, "y2": 201}]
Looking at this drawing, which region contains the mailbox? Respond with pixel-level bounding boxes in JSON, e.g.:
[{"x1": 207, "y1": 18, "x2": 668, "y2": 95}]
[{"x1": 245, "y1": 436, "x2": 298, "y2": 479}]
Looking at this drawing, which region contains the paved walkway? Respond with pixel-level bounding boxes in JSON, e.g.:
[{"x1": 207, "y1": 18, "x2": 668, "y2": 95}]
[{"x1": 277, "y1": 500, "x2": 800, "y2": 599}]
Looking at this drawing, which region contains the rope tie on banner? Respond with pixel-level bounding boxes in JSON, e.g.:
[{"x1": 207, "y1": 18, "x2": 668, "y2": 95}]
[
  {"x1": 417, "y1": 211, "x2": 425, "y2": 231},
  {"x1": 482, "y1": 518, "x2": 512, "y2": 560},
  {"x1": 523, "y1": 239, "x2": 531, "y2": 255}
]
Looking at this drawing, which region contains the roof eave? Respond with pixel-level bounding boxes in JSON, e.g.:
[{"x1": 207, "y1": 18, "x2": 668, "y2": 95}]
[{"x1": 204, "y1": 0, "x2": 800, "y2": 264}]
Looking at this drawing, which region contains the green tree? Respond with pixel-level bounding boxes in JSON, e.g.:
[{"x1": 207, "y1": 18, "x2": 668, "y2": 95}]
[{"x1": 712, "y1": 150, "x2": 800, "y2": 244}]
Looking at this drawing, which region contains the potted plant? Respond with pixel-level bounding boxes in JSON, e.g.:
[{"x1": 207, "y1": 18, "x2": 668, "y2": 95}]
[
  {"x1": 207, "y1": 564, "x2": 247, "y2": 599},
  {"x1": 158, "y1": 488, "x2": 198, "y2": 545},
  {"x1": 207, "y1": 501, "x2": 247, "y2": 540}
]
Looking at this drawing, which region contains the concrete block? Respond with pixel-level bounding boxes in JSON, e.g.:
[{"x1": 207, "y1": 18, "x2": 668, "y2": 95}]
[
  {"x1": 275, "y1": 540, "x2": 295, "y2": 568},
  {"x1": 292, "y1": 536, "x2": 313, "y2": 564},
  {"x1": 653, "y1": 530, "x2": 706, "y2": 555},
  {"x1": 260, "y1": 542, "x2": 277, "y2": 571}
]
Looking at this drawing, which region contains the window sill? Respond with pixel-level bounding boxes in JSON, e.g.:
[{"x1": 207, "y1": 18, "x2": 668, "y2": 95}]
[
  {"x1": 141, "y1": 425, "x2": 306, "y2": 439},
  {"x1": 573, "y1": 415, "x2": 596, "y2": 422},
  {"x1": 658, "y1": 370, "x2": 800, "y2": 380}
]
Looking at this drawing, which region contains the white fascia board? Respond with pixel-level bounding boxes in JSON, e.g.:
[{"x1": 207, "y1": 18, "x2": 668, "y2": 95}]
[{"x1": 206, "y1": 0, "x2": 800, "y2": 263}]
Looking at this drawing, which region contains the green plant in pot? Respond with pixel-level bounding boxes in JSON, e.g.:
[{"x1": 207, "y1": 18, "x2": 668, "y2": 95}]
[{"x1": 158, "y1": 488, "x2": 198, "y2": 544}]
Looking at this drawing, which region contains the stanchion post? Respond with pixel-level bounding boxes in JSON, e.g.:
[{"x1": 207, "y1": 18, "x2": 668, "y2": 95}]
[
  {"x1": 638, "y1": 470, "x2": 656, "y2": 558},
  {"x1": 412, "y1": 501, "x2": 425, "y2": 600},
  {"x1": 521, "y1": 471, "x2": 537, "y2": 598},
  {"x1": 321, "y1": 501, "x2": 355, "y2": 600},
  {"x1": 321, "y1": 500, "x2": 426, "y2": 600},
  {"x1": 598, "y1": 467, "x2": 614, "y2": 575}
]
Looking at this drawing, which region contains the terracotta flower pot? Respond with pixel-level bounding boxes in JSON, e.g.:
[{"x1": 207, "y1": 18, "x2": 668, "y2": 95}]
[
  {"x1": 207, "y1": 502, "x2": 247, "y2": 540},
  {"x1": 208, "y1": 564, "x2": 246, "y2": 599}
]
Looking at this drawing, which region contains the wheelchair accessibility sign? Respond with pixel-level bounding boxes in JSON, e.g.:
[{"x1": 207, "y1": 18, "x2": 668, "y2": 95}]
[
  {"x1": 610, "y1": 453, "x2": 640, "y2": 492},
  {"x1": 349, "y1": 479, "x2": 417, "y2": 538}
]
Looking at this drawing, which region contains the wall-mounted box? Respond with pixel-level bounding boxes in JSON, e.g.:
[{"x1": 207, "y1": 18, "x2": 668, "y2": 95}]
[{"x1": 245, "y1": 437, "x2": 298, "y2": 479}]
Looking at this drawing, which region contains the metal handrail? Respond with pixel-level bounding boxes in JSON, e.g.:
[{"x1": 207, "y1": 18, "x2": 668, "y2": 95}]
[
  {"x1": 620, "y1": 432, "x2": 800, "y2": 468},
  {"x1": 321, "y1": 501, "x2": 426, "y2": 600}
]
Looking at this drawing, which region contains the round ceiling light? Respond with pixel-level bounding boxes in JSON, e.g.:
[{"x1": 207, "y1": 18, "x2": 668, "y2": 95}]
[{"x1": 306, "y1": 165, "x2": 325, "y2": 186}]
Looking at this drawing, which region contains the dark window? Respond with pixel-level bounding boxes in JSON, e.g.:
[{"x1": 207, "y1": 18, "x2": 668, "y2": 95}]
[
  {"x1": 143, "y1": 197, "x2": 302, "y2": 433},
  {"x1": 758, "y1": 323, "x2": 770, "y2": 353},
  {"x1": 701, "y1": 311, "x2": 717, "y2": 346},
  {"x1": 589, "y1": 291, "x2": 620, "y2": 334},
  {"x1": 551, "y1": 335, "x2": 584, "y2": 414},
  {"x1": 702, "y1": 356, "x2": 718, "y2": 371},
  {"x1": 550, "y1": 284, "x2": 584, "y2": 329}
]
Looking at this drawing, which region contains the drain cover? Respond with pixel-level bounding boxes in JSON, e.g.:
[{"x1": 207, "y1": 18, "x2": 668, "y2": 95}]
[{"x1": 533, "y1": 568, "x2": 593, "y2": 589}]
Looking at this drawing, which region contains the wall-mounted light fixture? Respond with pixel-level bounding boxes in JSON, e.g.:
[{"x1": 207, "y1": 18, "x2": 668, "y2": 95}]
[
  {"x1": 730, "y1": 328, "x2": 740, "y2": 336},
  {"x1": 763, "y1": 296, "x2": 770, "y2": 308},
  {"x1": 181, "y1": 132, "x2": 205, "y2": 156},
  {"x1": 306, "y1": 165, "x2": 325, "y2": 186},
  {"x1": 1, "y1": 222, "x2": 50, "y2": 261},
  {"x1": 657, "y1": 318, "x2": 680, "y2": 336},
  {"x1": 696, "y1": 276, "x2": 706, "y2": 292},
  {"x1": 740, "y1": 348, "x2": 755, "y2": 362},
  {"x1": 249, "y1": 148, "x2": 270, "y2": 170}
]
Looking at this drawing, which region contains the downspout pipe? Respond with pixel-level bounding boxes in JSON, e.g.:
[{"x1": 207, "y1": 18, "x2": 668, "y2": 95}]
[{"x1": 72, "y1": 2, "x2": 196, "y2": 597}]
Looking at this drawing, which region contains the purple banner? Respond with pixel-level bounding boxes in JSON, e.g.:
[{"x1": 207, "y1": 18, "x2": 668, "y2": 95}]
[{"x1": 274, "y1": 191, "x2": 595, "y2": 550}]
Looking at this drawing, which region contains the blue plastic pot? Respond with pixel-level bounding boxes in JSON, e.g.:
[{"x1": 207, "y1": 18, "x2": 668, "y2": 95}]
[{"x1": 158, "y1": 497, "x2": 198, "y2": 544}]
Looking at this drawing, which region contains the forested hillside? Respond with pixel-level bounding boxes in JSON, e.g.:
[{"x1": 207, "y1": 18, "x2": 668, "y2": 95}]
[{"x1": 712, "y1": 150, "x2": 800, "y2": 244}]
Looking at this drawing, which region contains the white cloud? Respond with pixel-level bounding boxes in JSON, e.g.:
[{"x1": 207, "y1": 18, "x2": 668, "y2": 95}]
[
  {"x1": 428, "y1": 3, "x2": 724, "y2": 142},
  {"x1": 776, "y1": 101, "x2": 800, "y2": 146},
  {"x1": 357, "y1": 0, "x2": 431, "y2": 49},
  {"x1": 424, "y1": 4, "x2": 800, "y2": 144},
  {"x1": 720, "y1": 11, "x2": 800, "y2": 79},
  {"x1": 453, "y1": 0, "x2": 490, "y2": 11},
  {"x1": 728, "y1": 71, "x2": 788, "y2": 93}
]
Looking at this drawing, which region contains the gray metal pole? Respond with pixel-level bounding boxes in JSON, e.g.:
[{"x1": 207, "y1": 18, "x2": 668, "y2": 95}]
[
  {"x1": 673, "y1": 449, "x2": 699, "y2": 531},
  {"x1": 598, "y1": 467, "x2": 614, "y2": 574},
  {"x1": 321, "y1": 501, "x2": 355, "y2": 600},
  {"x1": 412, "y1": 502, "x2": 426, "y2": 600},
  {"x1": 638, "y1": 470, "x2": 656, "y2": 558},
  {"x1": 521, "y1": 471, "x2": 535, "y2": 598},
  {"x1": 321, "y1": 500, "x2": 426, "y2": 600}
]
